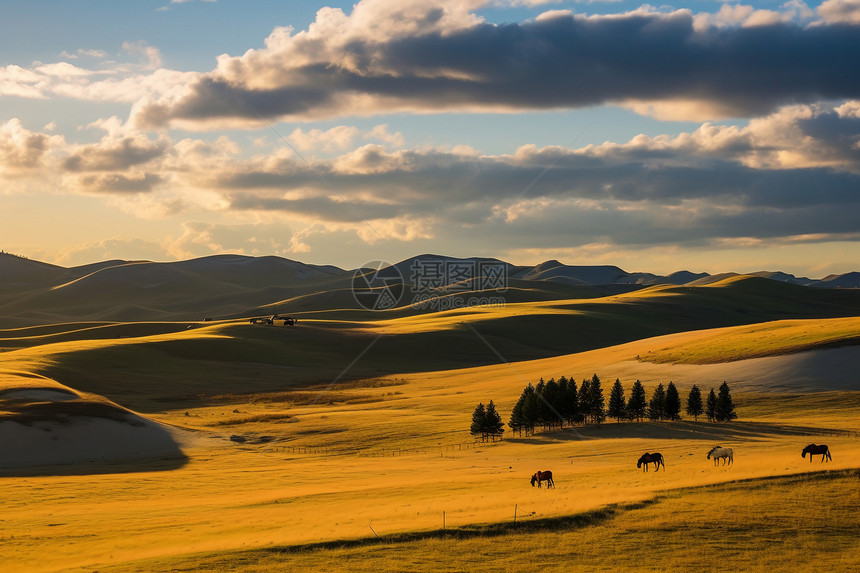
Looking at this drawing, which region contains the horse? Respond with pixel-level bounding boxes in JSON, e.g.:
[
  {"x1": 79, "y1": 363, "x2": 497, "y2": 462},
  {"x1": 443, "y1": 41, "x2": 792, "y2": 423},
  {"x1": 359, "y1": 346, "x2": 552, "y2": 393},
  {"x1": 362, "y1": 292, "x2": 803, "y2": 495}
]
[
  {"x1": 707, "y1": 446, "x2": 733, "y2": 466},
  {"x1": 530, "y1": 470, "x2": 555, "y2": 488},
  {"x1": 801, "y1": 444, "x2": 832, "y2": 463},
  {"x1": 636, "y1": 452, "x2": 665, "y2": 472}
]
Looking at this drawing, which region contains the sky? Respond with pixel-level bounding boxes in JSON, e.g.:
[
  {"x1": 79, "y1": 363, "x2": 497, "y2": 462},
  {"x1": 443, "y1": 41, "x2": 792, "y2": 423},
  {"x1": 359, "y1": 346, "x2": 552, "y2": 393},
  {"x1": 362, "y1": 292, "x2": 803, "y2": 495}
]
[{"x1": 2, "y1": 0, "x2": 860, "y2": 277}]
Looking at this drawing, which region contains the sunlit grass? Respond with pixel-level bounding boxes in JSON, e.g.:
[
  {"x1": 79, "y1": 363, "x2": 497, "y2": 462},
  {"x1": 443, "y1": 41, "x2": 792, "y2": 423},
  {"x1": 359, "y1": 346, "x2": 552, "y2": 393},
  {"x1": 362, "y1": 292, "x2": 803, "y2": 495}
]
[
  {"x1": 642, "y1": 317, "x2": 860, "y2": 364},
  {"x1": 2, "y1": 288, "x2": 860, "y2": 572},
  {"x1": 96, "y1": 470, "x2": 860, "y2": 573}
]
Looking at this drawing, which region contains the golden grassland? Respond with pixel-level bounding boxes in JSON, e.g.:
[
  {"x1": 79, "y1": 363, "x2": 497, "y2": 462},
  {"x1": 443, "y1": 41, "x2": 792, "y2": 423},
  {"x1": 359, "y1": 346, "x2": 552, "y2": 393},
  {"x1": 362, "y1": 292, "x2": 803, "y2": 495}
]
[
  {"x1": 1, "y1": 308, "x2": 860, "y2": 572},
  {"x1": 95, "y1": 469, "x2": 860, "y2": 573},
  {"x1": 641, "y1": 316, "x2": 860, "y2": 364}
]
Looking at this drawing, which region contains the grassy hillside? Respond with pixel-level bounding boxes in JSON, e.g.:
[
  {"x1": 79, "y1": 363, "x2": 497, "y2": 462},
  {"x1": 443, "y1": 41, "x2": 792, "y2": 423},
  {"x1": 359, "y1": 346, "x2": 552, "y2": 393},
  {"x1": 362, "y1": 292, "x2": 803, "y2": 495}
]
[
  {"x1": 95, "y1": 469, "x2": 860, "y2": 573},
  {"x1": 2, "y1": 277, "x2": 860, "y2": 571},
  {"x1": 1, "y1": 275, "x2": 859, "y2": 413},
  {"x1": 641, "y1": 316, "x2": 860, "y2": 364}
]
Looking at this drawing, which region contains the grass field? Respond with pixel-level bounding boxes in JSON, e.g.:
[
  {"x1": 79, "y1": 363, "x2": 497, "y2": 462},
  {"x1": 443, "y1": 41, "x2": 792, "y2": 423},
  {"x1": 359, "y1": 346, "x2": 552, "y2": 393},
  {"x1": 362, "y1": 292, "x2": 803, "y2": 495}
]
[
  {"x1": 97, "y1": 469, "x2": 860, "y2": 573},
  {"x1": 1, "y1": 283, "x2": 860, "y2": 572}
]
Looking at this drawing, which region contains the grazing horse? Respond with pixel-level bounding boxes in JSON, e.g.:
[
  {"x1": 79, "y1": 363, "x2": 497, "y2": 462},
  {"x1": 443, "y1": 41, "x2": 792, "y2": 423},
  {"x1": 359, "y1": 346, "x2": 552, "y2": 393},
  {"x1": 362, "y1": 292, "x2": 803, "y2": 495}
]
[
  {"x1": 802, "y1": 444, "x2": 832, "y2": 462},
  {"x1": 530, "y1": 470, "x2": 555, "y2": 488},
  {"x1": 707, "y1": 446, "x2": 734, "y2": 466},
  {"x1": 637, "y1": 452, "x2": 665, "y2": 472}
]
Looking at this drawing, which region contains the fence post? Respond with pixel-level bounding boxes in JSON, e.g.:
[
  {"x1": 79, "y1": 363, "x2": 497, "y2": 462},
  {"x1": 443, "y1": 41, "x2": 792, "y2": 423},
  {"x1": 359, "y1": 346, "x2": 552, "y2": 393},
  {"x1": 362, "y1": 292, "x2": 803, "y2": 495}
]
[
  {"x1": 514, "y1": 504, "x2": 517, "y2": 523},
  {"x1": 443, "y1": 510, "x2": 446, "y2": 530}
]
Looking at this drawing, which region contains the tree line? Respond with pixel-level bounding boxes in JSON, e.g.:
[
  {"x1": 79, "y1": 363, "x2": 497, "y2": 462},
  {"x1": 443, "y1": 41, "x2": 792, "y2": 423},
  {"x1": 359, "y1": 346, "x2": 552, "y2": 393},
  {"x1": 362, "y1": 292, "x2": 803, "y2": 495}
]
[{"x1": 470, "y1": 375, "x2": 737, "y2": 441}]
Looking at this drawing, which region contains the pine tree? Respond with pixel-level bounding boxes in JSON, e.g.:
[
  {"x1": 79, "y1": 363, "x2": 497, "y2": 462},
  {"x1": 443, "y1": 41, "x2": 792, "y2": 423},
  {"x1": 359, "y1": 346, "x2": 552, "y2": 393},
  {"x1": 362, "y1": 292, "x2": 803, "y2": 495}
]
[
  {"x1": 648, "y1": 383, "x2": 666, "y2": 421},
  {"x1": 578, "y1": 378, "x2": 593, "y2": 424},
  {"x1": 522, "y1": 384, "x2": 538, "y2": 435},
  {"x1": 665, "y1": 381, "x2": 682, "y2": 421},
  {"x1": 566, "y1": 377, "x2": 581, "y2": 425},
  {"x1": 470, "y1": 402, "x2": 487, "y2": 441},
  {"x1": 715, "y1": 381, "x2": 737, "y2": 422},
  {"x1": 706, "y1": 388, "x2": 718, "y2": 422},
  {"x1": 589, "y1": 374, "x2": 606, "y2": 425},
  {"x1": 534, "y1": 378, "x2": 548, "y2": 430},
  {"x1": 686, "y1": 385, "x2": 704, "y2": 422},
  {"x1": 628, "y1": 379, "x2": 647, "y2": 422},
  {"x1": 508, "y1": 393, "x2": 526, "y2": 437},
  {"x1": 607, "y1": 378, "x2": 626, "y2": 423},
  {"x1": 542, "y1": 378, "x2": 562, "y2": 429},
  {"x1": 557, "y1": 376, "x2": 571, "y2": 426},
  {"x1": 485, "y1": 400, "x2": 505, "y2": 441}
]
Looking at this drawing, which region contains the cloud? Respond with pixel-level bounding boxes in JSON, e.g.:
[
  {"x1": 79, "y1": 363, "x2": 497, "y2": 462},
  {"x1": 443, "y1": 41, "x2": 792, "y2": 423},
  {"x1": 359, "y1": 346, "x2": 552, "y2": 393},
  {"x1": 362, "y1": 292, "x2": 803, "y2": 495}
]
[
  {"x1": 59, "y1": 48, "x2": 110, "y2": 60},
  {"x1": 288, "y1": 126, "x2": 361, "y2": 152},
  {"x1": 0, "y1": 119, "x2": 64, "y2": 175},
  {"x1": 1, "y1": 45, "x2": 193, "y2": 103},
  {"x1": 4, "y1": 1, "x2": 857, "y2": 127},
  {"x1": 182, "y1": 101, "x2": 860, "y2": 254},
  {"x1": 62, "y1": 133, "x2": 168, "y2": 172},
  {"x1": 77, "y1": 172, "x2": 164, "y2": 193},
  {"x1": 53, "y1": 238, "x2": 172, "y2": 266},
  {"x1": 127, "y1": 0, "x2": 860, "y2": 128},
  {"x1": 817, "y1": 0, "x2": 860, "y2": 24},
  {"x1": 4, "y1": 96, "x2": 860, "y2": 259},
  {"x1": 122, "y1": 41, "x2": 162, "y2": 70},
  {"x1": 162, "y1": 221, "x2": 298, "y2": 261}
]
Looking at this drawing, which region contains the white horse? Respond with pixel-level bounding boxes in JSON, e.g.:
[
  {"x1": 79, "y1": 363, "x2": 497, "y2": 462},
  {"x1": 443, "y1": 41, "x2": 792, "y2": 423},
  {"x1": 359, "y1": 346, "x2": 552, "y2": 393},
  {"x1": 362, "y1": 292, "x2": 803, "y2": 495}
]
[{"x1": 707, "y1": 445, "x2": 733, "y2": 466}]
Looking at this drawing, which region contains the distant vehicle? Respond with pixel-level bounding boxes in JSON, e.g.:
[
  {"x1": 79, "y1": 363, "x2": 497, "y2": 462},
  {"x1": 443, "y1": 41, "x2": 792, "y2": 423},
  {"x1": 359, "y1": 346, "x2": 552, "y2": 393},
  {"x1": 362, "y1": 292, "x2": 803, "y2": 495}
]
[{"x1": 249, "y1": 315, "x2": 297, "y2": 326}]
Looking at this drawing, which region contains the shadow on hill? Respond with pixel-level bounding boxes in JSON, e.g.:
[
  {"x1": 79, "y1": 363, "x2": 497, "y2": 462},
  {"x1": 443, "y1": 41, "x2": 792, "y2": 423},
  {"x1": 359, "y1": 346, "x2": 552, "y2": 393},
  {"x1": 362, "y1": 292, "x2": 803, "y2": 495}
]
[
  {"x1": 506, "y1": 420, "x2": 848, "y2": 444},
  {"x1": 0, "y1": 454, "x2": 188, "y2": 478},
  {"x1": 0, "y1": 398, "x2": 189, "y2": 476}
]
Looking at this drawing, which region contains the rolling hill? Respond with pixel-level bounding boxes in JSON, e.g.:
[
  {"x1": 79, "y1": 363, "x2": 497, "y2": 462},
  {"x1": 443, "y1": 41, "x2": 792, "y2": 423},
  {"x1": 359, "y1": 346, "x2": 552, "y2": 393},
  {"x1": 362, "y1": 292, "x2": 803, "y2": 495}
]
[
  {"x1": 2, "y1": 253, "x2": 860, "y2": 572},
  {"x1": 3, "y1": 253, "x2": 860, "y2": 328}
]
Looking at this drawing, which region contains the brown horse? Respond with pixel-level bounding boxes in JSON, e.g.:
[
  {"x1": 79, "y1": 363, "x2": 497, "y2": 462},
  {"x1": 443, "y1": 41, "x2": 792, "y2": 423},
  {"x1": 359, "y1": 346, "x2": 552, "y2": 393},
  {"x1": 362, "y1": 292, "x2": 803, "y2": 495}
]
[
  {"x1": 801, "y1": 444, "x2": 832, "y2": 462},
  {"x1": 637, "y1": 452, "x2": 665, "y2": 472},
  {"x1": 530, "y1": 470, "x2": 555, "y2": 488}
]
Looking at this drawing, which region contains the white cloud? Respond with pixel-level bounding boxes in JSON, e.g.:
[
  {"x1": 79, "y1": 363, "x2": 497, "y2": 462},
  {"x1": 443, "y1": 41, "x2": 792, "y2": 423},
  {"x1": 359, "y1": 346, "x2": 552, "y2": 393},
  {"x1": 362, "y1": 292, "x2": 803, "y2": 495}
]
[
  {"x1": 288, "y1": 126, "x2": 361, "y2": 152},
  {"x1": 122, "y1": 41, "x2": 163, "y2": 70},
  {"x1": 60, "y1": 48, "x2": 110, "y2": 60},
  {"x1": 817, "y1": 0, "x2": 860, "y2": 23},
  {"x1": 0, "y1": 119, "x2": 64, "y2": 175}
]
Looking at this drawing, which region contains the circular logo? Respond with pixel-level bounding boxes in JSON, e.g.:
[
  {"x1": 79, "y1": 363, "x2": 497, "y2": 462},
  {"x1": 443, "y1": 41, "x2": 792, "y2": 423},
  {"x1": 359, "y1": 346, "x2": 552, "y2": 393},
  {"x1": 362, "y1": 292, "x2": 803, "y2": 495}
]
[{"x1": 351, "y1": 260, "x2": 404, "y2": 311}]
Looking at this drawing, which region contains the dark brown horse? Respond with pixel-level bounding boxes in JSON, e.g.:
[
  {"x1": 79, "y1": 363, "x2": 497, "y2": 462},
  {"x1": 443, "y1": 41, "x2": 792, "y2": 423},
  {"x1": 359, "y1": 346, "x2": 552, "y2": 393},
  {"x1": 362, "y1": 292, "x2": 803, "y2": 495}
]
[
  {"x1": 802, "y1": 444, "x2": 832, "y2": 462},
  {"x1": 637, "y1": 452, "x2": 665, "y2": 472},
  {"x1": 530, "y1": 470, "x2": 555, "y2": 488}
]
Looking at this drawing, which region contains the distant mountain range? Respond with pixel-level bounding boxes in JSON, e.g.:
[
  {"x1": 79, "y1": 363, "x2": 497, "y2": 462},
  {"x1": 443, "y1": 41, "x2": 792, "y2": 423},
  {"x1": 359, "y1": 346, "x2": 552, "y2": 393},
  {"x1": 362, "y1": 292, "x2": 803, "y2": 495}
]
[{"x1": 1, "y1": 252, "x2": 858, "y2": 327}]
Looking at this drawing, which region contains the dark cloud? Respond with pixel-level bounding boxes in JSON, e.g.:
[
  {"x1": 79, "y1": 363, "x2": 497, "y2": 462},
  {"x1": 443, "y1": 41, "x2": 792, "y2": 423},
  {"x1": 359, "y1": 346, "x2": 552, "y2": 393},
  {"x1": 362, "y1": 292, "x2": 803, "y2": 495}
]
[
  {"x1": 227, "y1": 192, "x2": 404, "y2": 222},
  {"x1": 62, "y1": 136, "x2": 167, "y2": 172},
  {"x1": 136, "y1": 10, "x2": 860, "y2": 126},
  {"x1": 0, "y1": 119, "x2": 55, "y2": 171},
  {"x1": 212, "y1": 140, "x2": 860, "y2": 254},
  {"x1": 78, "y1": 172, "x2": 163, "y2": 193}
]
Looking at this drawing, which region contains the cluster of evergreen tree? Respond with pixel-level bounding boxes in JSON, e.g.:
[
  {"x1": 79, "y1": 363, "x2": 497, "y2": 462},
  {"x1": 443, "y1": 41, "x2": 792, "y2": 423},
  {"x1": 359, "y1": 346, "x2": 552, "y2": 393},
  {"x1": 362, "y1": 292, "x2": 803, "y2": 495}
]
[
  {"x1": 704, "y1": 382, "x2": 738, "y2": 422},
  {"x1": 500, "y1": 376, "x2": 738, "y2": 437},
  {"x1": 470, "y1": 400, "x2": 505, "y2": 442},
  {"x1": 606, "y1": 379, "x2": 737, "y2": 423},
  {"x1": 507, "y1": 374, "x2": 607, "y2": 436}
]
